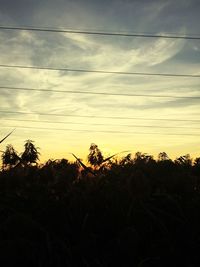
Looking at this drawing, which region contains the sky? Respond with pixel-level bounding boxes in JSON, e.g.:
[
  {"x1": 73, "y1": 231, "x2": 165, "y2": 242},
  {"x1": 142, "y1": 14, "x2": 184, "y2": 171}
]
[{"x1": 0, "y1": 0, "x2": 200, "y2": 163}]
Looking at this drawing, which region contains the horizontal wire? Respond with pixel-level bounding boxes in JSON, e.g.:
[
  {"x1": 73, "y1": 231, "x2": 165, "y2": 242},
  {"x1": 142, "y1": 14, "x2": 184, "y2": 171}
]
[
  {"x1": 1, "y1": 125, "x2": 200, "y2": 136},
  {"x1": 0, "y1": 26, "x2": 199, "y2": 139},
  {"x1": 0, "y1": 64, "x2": 199, "y2": 78},
  {"x1": 2, "y1": 118, "x2": 200, "y2": 130},
  {"x1": 0, "y1": 25, "x2": 199, "y2": 40},
  {"x1": 1, "y1": 110, "x2": 200, "y2": 123},
  {"x1": 0, "y1": 85, "x2": 200, "y2": 99}
]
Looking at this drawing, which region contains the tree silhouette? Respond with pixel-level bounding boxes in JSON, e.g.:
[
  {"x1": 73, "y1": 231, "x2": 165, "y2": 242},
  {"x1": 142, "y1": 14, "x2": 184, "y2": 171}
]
[{"x1": 21, "y1": 140, "x2": 40, "y2": 164}]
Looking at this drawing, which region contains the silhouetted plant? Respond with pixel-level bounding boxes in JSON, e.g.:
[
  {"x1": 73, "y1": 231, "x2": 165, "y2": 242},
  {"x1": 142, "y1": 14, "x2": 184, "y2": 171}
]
[
  {"x1": 21, "y1": 140, "x2": 40, "y2": 165},
  {"x1": 1, "y1": 142, "x2": 200, "y2": 266},
  {"x1": 1, "y1": 144, "x2": 19, "y2": 168},
  {"x1": 175, "y1": 154, "x2": 192, "y2": 167},
  {"x1": 134, "y1": 152, "x2": 155, "y2": 165},
  {"x1": 87, "y1": 143, "x2": 104, "y2": 167},
  {"x1": 194, "y1": 157, "x2": 200, "y2": 166},
  {"x1": 119, "y1": 153, "x2": 133, "y2": 165},
  {"x1": 158, "y1": 152, "x2": 170, "y2": 161},
  {"x1": 0, "y1": 129, "x2": 15, "y2": 144}
]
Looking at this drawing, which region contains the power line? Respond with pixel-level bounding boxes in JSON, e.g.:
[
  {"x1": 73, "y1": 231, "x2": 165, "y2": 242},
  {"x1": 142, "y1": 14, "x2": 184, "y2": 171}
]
[
  {"x1": 0, "y1": 64, "x2": 199, "y2": 78},
  {"x1": 1, "y1": 124, "x2": 200, "y2": 137},
  {"x1": 1, "y1": 110, "x2": 200, "y2": 123},
  {"x1": 2, "y1": 118, "x2": 200, "y2": 130},
  {"x1": 0, "y1": 85, "x2": 200, "y2": 99},
  {"x1": 0, "y1": 25, "x2": 199, "y2": 40}
]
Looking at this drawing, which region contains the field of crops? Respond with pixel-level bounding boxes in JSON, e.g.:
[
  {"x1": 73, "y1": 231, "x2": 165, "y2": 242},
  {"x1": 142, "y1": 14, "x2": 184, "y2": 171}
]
[{"x1": 0, "y1": 139, "x2": 200, "y2": 266}]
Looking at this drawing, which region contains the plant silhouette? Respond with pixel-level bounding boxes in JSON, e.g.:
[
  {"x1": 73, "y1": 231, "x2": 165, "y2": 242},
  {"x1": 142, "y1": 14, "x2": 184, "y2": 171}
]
[
  {"x1": 87, "y1": 143, "x2": 104, "y2": 167},
  {"x1": 21, "y1": 140, "x2": 40, "y2": 165},
  {"x1": 2, "y1": 144, "x2": 19, "y2": 168},
  {"x1": 0, "y1": 142, "x2": 200, "y2": 266},
  {"x1": 0, "y1": 129, "x2": 15, "y2": 144}
]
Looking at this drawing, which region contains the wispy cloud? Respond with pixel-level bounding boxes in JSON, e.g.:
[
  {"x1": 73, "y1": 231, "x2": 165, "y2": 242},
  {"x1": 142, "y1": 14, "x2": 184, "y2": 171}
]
[{"x1": 0, "y1": 0, "x2": 199, "y2": 160}]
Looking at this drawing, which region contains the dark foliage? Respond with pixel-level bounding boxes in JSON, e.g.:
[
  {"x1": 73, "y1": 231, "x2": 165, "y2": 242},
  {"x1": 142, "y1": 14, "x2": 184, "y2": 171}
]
[
  {"x1": 0, "y1": 148, "x2": 200, "y2": 266},
  {"x1": 21, "y1": 140, "x2": 40, "y2": 164},
  {"x1": 87, "y1": 143, "x2": 104, "y2": 167},
  {"x1": 2, "y1": 145, "x2": 19, "y2": 168}
]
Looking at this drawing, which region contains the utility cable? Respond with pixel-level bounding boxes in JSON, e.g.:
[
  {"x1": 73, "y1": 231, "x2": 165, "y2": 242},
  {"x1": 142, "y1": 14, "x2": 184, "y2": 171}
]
[
  {"x1": 2, "y1": 118, "x2": 200, "y2": 130},
  {"x1": 0, "y1": 25, "x2": 199, "y2": 40},
  {"x1": 1, "y1": 124, "x2": 200, "y2": 136},
  {"x1": 0, "y1": 85, "x2": 200, "y2": 99},
  {"x1": 0, "y1": 64, "x2": 199, "y2": 78},
  {"x1": 0, "y1": 110, "x2": 200, "y2": 123}
]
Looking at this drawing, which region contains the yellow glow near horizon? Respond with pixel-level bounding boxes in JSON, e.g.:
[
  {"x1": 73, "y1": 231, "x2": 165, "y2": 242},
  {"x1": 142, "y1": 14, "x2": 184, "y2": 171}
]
[{"x1": 1, "y1": 127, "x2": 199, "y2": 165}]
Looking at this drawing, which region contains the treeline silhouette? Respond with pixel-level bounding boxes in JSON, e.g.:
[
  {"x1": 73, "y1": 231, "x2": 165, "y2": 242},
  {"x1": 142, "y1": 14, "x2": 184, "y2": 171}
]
[{"x1": 0, "y1": 141, "x2": 200, "y2": 266}]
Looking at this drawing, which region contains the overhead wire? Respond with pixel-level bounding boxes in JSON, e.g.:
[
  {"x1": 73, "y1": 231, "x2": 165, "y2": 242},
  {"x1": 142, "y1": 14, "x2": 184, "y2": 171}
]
[
  {"x1": 0, "y1": 85, "x2": 200, "y2": 99},
  {"x1": 0, "y1": 25, "x2": 199, "y2": 40},
  {"x1": 0, "y1": 26, "x2": 199, "y2": 139},
  {"x1": 2, "y1": 118, "x2": 200, "y2": 130},
  {"x1": 0, "y1": 64, "x2": 199, "y2": 78},
  {"x1": 1, "y1": 124, "x2": 200, "y2": 137},
  {"x1": 1, "y1": 110, "x2": 200, "y2": 123}
]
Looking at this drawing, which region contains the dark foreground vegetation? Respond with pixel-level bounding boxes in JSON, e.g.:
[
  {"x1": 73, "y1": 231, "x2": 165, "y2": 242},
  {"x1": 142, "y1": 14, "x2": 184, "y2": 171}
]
[{"x1": 0, "y1": 141, "x2": 200, "y2": 266}]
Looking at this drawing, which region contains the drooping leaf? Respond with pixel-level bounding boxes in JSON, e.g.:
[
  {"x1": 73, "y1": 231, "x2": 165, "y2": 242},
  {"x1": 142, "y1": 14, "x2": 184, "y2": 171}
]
[
  {"x1": 0, "y1": 129, "x2": 15, "y2": 144},
  {"x1": 71, "y1": 153, "x2": 96, "y2": 176},
  {"x1": 102, "y1": 150, "x2": 130, "y2": 163}
]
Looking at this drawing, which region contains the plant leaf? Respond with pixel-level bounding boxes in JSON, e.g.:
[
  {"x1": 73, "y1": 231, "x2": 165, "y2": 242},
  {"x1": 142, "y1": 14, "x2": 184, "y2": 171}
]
[
  {"x1": 71, "y1": 153, "x2": 96, "y2": 176},
  {"x1": 0, "y1": 129, "x2": 15, "y2": 144},
  {"x1": 102, "y1": 150, "x2": 130, "y2": 163}
]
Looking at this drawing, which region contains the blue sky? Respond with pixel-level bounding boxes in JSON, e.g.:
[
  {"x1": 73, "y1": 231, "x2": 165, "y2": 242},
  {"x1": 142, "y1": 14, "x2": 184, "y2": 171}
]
[{"x1": 0, "y1": 0, "x2": 200, "y2": 162}]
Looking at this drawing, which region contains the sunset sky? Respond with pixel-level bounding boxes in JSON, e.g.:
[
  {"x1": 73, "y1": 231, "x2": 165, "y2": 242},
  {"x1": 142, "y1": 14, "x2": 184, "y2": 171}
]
[{"x1": 0, "y1": 0, "x2": 200, "y2": 162}]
